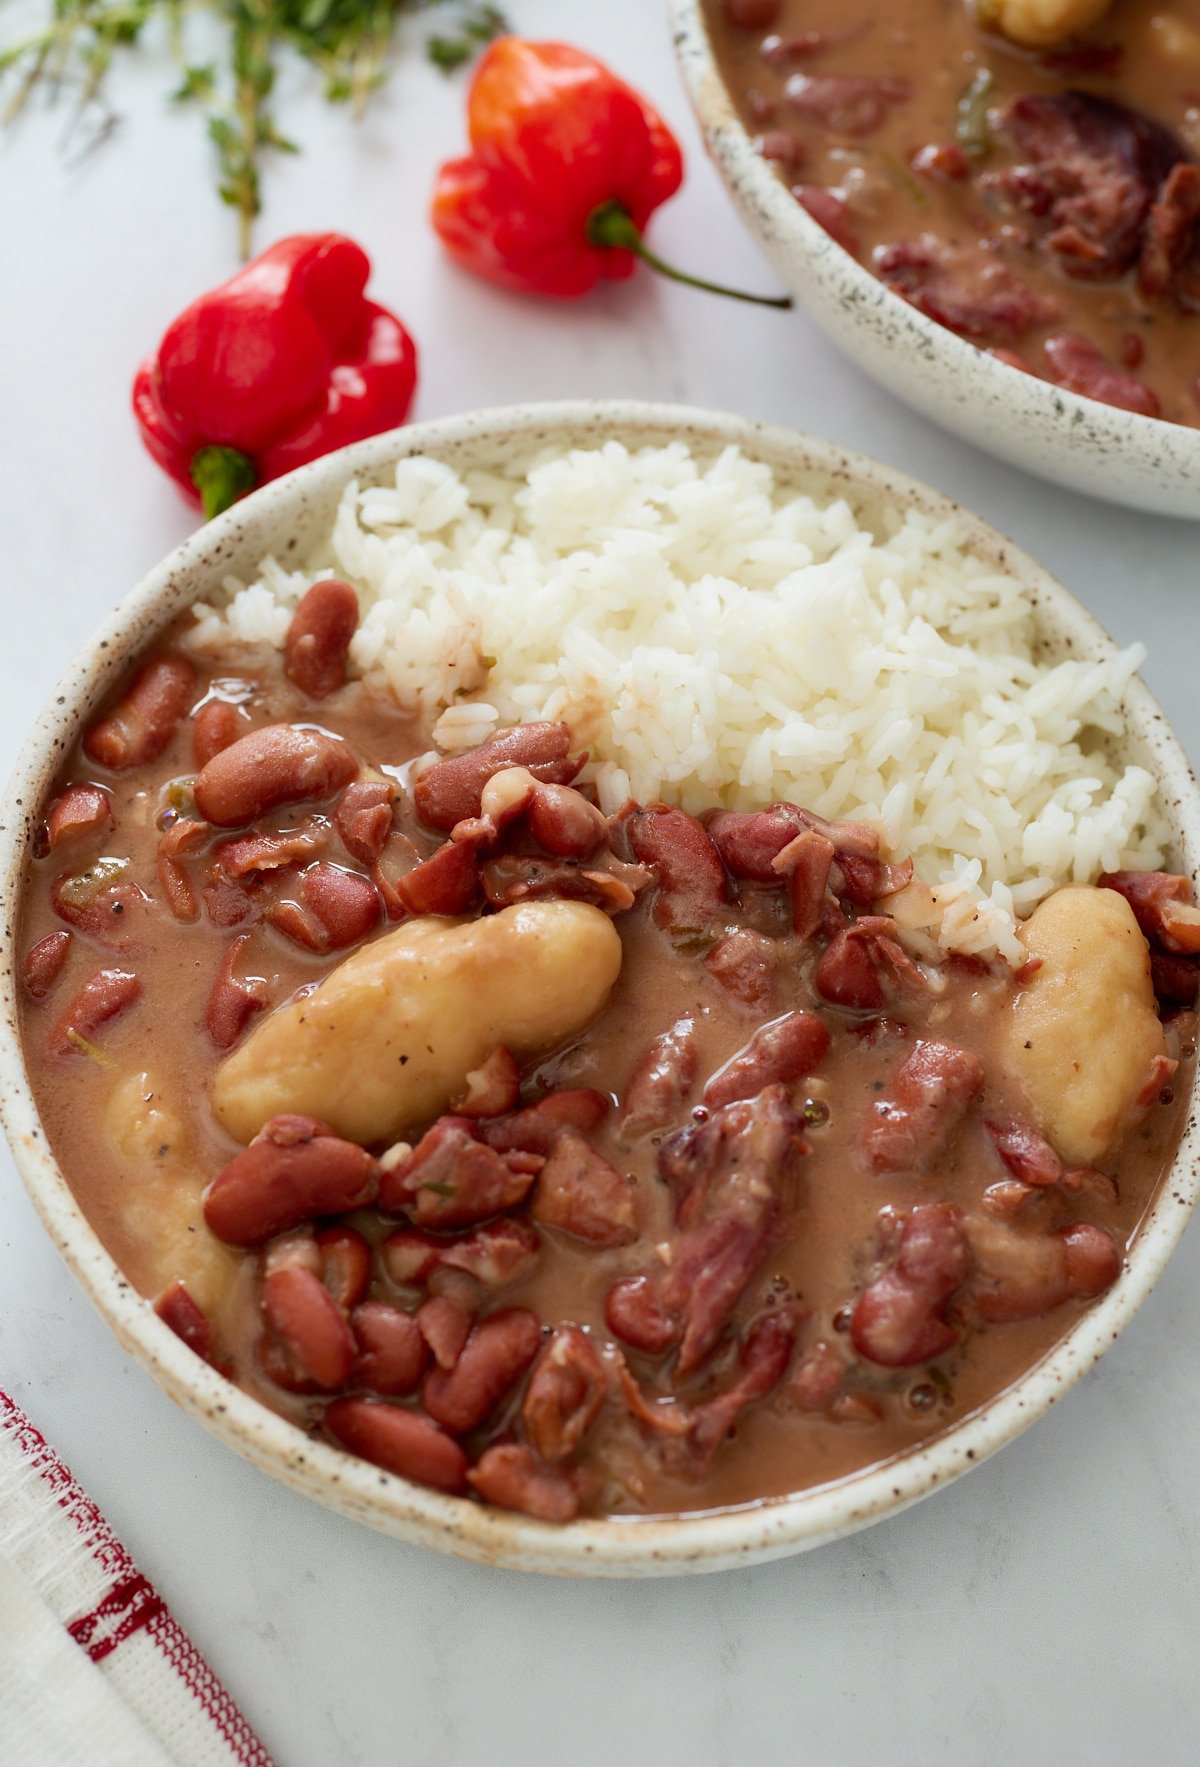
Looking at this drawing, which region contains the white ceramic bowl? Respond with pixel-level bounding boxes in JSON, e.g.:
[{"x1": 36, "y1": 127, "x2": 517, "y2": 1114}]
[
  {"x1": 671, "y1": 0, "x2": 1200, "y2": 519},
  {"x1": 1, "y1": 401, "x2": 1197, "y2": 1577}
]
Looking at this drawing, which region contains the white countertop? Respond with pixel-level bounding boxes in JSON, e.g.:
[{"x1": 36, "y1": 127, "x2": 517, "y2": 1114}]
[{"x1": 2, "y1": 3, "x2": 1198, "y2": 1762}]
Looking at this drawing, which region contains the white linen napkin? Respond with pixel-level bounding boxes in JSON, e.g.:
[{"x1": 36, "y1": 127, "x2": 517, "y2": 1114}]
[{"x1": 0, "y1": 1389, "x2": 274, "y2": 1767}]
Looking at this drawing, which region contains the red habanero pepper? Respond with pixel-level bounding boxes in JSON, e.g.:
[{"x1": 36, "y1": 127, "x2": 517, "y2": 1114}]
[
  {"x1": 431, "y1": 39, "x2": 791, "y2": 309},
  {"x1": 132, "y1": 234, "x2": 418, "y2": 521}
]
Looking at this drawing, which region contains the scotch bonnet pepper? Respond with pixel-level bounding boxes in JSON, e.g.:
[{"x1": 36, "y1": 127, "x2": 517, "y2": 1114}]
[
  {"x1": 432, "y1": 38, "x2": 790, "y2": 307},
  {"x1": 133, "y1": 233, "x2": 418, "y2": 520}
]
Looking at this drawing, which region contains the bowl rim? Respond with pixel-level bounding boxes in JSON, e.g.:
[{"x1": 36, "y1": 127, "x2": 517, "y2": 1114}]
[
  {"x1": 668, "y1": 0, "x2": 1200, "y2": 459},
  {"x1": 2, "y1": 397, "x2": 1198, "y2": 1577}
]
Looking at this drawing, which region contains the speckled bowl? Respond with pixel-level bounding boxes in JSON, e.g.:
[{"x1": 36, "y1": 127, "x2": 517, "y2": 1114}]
[
  {"x1": 1, "y1": 401, "x2": 1197, "y2": 1576},
  {"x1": 671, "y1": 0, "x2": 1200, "y2": 519}
]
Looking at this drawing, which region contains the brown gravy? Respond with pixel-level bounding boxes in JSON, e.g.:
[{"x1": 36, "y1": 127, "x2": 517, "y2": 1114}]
[{"x1": 17, "y1": 623, "x2": 1194, "y2": 1519}]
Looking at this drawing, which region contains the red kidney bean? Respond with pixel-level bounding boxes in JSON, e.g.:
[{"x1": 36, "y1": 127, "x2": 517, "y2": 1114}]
[
  {"x1": 468, "y1": 1445, "x2": 581, "y2": 1523},
  {"x1": 194, "y1": 724, "x2": 358, "y2": 827},
  {"x1": 316, "y1": 1225, "x2": 372, "y2": 1311},
  {"x1": 214, "y1": 820, "x2": 328, "y2": 879},
  {"x1": 626, "y1": 806, "x2": 729, "y2": 934},
  {"x1": 203, "y1": 933, "x2": 269, "y2": 1051},
  {"x1": 192, "y1": 698, "x2": 246, "y2": 769},
  {"x1": 393, "y1": 840, "x2": 479, "y2": 917},
  {"x1": 703, "y1": 1011, "x2": 830, "y2": 1112},
  {"x1": 156, "y1": 817, "x2": 209, "y2": 922},
  {"x1": 154, "y1": 1279, "x2": 215, "y2": 1363},
  {"x1": 860, "y1": 1040, "x2": 985, "y2": 1175},
  {"x1": 83, "y1": 653, "x2": 197, "y2": 771},
  {"x1": 604, "y1": 1274, "x2": 677, "y2": 1354},
  {"x1": 284, "y1": 580, "x2": 359, "y2": 699},
  {"x1": 450, "y1": 1046, "x2": 521, "y2": 1119},
  {"x1": 43, "y1": 783, "x2": 113, "y2": 852},
  {"x1": 23, "y1": 930, "x2": 72, "y2": 1000},
  {"x1": 324, "y1": 1399, "x2": 469, "y2": 1494},
  {"x1": 704, "y1": 928, "x2": 778, "y2": 1010},
  {"x1": 850, "y1": 1204, "x2": 970, "y2": 1366},
  {"x1": 263, "y1": 1265, "x2": 356, "y2": 1389},
  {"x1": 336, "y1": 779, "x2": 396, "y2": 865},
  {"x1": 49, "y1": 967, "x2": 141, "y2": 1056},
  {"x1": 521, "y1": 1327, "x2": 608, "y2": 1463},
  {"x1": 722, "y1": 0, "x2": 781, "y2": 27},
  {"x1": 482, "y1": 1089, "x2": 611, "y2": 1157},
  {"x1": 621, "y1": 1017, "x2": 698, "y2": 1139},
  {"x1": 255, "y1": 1331, "x2": 321, "y2": 1394},
  {"x1": 204, "y1": 1116, "x2": 380, "y2": 1247},
  {"x1": 203, "y1": 867, "x2": 261, "y2": 929},
  {"x1": 788, "y1": 1338, "x2": 844, "y2": 1411},
  {"x1": 423, "y1": 1308, "x2": 542, "y2": 1435},
  {"x1": 526, "y1": 785, "x2": 607, "y2": 859},
  {"x1": 269, "y1": 863, "x2": 379, "y2": 953},
  {"x1": 351, "y1": 1303, "x2": 429, "y2": 1395},
  {"x1": 414, "y1": 723, "x2": 584, "y2": 831},
  {"x1": 417, "y1": 1295, "x2": 475, "y2": 1371}
]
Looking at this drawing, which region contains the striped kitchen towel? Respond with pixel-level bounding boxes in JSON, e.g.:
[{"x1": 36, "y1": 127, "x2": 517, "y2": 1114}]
[{"x1": 0, "y1": 1389, "x2": 274, "y2": 1767}]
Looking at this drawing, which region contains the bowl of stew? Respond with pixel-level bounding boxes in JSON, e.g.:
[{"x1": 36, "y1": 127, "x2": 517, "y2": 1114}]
[
  {"x1": 673, "y1": 0, "x2": 1200, "y2": 517},
  {"x1": 2, "y1": 400, "x2": 1198, "y2": 1576}
]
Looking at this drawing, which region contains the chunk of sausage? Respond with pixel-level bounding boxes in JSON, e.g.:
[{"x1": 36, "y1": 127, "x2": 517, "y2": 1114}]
[
  {"x1": 211, "y1": 901, "x2": 622, "y2": 1146},
  {"x1": 284, "y1": 579, "x2": 358, "y2": 699},
  {"x1": 83, "y1": 653, "x2": 197, "y2": 771},
  {"x1": 859, "y1": 1040, "x2": 985, "y2": 1173},
  {"x1": 414, "y1": 724, "x2": 584, "y2": 831},
  {"x1": 998, "y1": 886, "x2": 1167, "y2": 1166},
  {"x1": 194, "y1": 724, "x2": 358, "y2": 827}
]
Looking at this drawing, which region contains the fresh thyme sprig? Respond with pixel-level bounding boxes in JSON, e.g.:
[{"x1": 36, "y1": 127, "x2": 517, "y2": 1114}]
[{"x1": 0, "y1": 0, "x2": 508, "y2": 257}]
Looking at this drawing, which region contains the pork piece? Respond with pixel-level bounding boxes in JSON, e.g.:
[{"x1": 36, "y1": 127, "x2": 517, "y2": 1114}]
[
  {"x1": 998, "y1": 887, "x2": 1167, "y2": 1166},
  {"x1": 704, "y1": 927, "x2": 778, "y2": 1009},
  {"x1": 335, "y1": 779, "x2": 396, "y2": 865},
  {"x1": 1098, "y1": 870, "x2": 1200, "y2": 956},
  {"x1": 784, "y1": 73, "x2": 911, "y2": 136},
  {"x1": 620, "y1": 1017, "x2": 698, "y2": 1139},
  {"x1": 413, "y1": 724, "x2": 584, "y2": 831},
  {"x1": 379, "y1": 1117, "x2": 539, "y2": 1228},
  {"x1": 703, "y1": 1011, "x2": 830, "y2": 1111},
  {"x1": 860, "y1": 1040, "x2": 985, "y2": 1174},
  {"x1": 625, "y1": 806, "x2": 728, "y2": 934},
  {"x1": 522, "y1": 1327, "x2": 608, "y2": 1462},
  {"x1": 993, "y1": 93, "x2": 1186, "y2": 280},
  {"x1": 875, "y1": 236, "x2": 1054, "y2": 340},
  {"x1": 966, "y1": 1216, "x2": 1120, "y2": 1323},
  {"x1": 480, "y1": 854, "x2": 635, "y2": 916},
  {"x1": 531, "y1": 1129, "x2": 638, "y2": 1247},
  {"x1": 609, "y1": 1086, "x2": 807, "y2": 1376},
  {"x1": 1043, "y1": 333, "x2": 1160, "y2": 418},
  {"x1": 850, "y1": 1204, "x2": 970, "y2": 1367},
  {"x1": 1138, "y1": 163, "x2": 1200, "y2": 299}
]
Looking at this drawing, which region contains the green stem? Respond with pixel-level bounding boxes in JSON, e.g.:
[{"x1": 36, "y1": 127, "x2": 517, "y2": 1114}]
[
  {"x1": 191, "y1": 445, "x2": 257, "y2": 519},
  {"x1": 586, "y1": 200, "x2": 792, "y2": 311}
]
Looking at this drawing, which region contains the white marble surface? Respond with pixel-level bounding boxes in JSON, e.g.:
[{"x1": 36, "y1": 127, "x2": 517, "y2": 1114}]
[{"x1": 1, "y1": 3, "x2": 1198, "y2": 1762}]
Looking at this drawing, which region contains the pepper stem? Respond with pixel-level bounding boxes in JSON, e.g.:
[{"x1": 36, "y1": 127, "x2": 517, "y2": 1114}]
[
  {"x1": 585, "y1": 201, "x2": 792, "y2": 311},
  {"x1": 190, "y1": 446, "x2": 258, "y2": 521}
]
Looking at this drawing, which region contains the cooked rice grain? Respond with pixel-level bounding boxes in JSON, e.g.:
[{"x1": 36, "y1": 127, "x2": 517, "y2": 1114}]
[{"x1": 187, "y1": 441, "x2": 1167, "y2": 963}]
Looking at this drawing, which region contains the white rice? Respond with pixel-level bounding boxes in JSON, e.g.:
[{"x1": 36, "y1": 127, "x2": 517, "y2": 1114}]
[{"x1": 186, "y1": 440, "x2": 1167, "y2": 965}]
